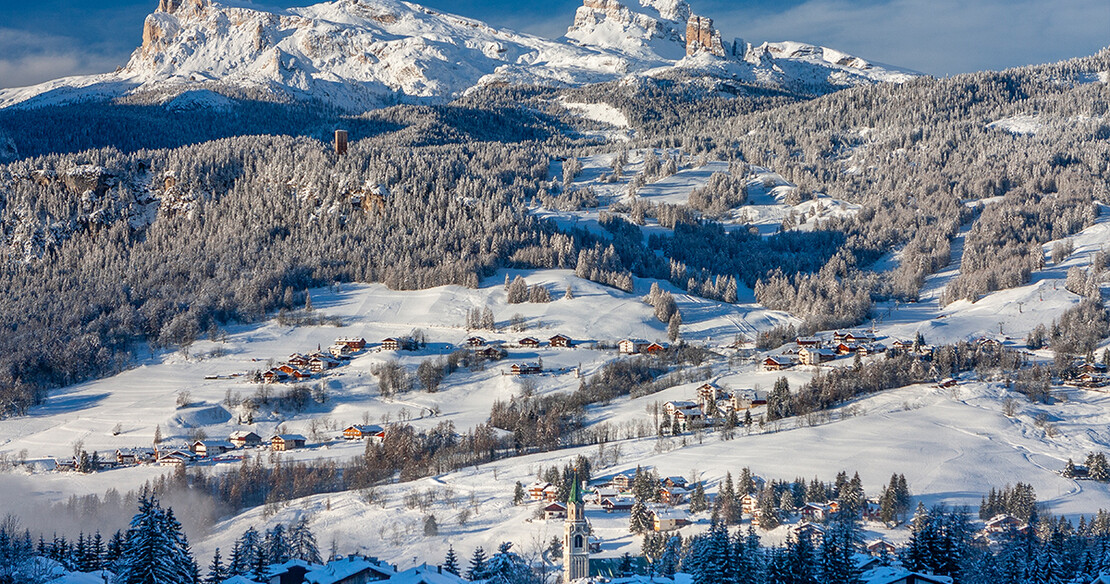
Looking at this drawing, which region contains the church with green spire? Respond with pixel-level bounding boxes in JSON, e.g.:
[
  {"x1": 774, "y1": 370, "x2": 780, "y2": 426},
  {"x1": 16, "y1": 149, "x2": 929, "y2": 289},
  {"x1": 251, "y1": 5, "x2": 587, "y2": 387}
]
[{"x1": 562, "y1": 473, "x2": 589, "y2": 582}]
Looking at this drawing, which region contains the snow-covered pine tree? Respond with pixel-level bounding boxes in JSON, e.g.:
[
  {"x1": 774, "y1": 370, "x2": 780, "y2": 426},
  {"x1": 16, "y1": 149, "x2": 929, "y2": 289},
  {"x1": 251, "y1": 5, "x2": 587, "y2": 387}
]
[
  {"x1": 289, "y1": 518, "x2": 322, "y2": 564},
  {"x1": 466, "y1": 546, "x2": 488, "y2": 580},
  {"x1": 114, "y1": 495, "x2": 195, "y2": 584},
  {"x1": 443, "y1": 545, "x2": 460, "y2": 576},
  {"x1": 205, "y1": 548, "x2": 226, "y2": 584}
]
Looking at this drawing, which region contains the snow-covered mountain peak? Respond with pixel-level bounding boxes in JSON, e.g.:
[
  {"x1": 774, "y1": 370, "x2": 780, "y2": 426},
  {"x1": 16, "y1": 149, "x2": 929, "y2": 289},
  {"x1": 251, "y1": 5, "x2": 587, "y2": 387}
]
[{"x1": 0, "y1": 0, "x2": 920, "y2": 112}]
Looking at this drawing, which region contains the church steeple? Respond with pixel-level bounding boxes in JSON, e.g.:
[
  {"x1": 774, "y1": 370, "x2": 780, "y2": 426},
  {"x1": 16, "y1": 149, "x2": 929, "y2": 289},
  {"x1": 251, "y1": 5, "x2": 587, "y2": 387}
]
[{"x1": 563, "y1": 472, "x2": 589, "y2": 582}]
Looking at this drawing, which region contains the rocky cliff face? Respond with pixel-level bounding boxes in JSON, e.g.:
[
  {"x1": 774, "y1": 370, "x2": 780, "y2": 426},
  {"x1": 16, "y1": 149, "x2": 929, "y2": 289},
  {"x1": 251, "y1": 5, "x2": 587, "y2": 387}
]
[{"x1": 685, "y1": 15, "x2": 724, "y2": 57}]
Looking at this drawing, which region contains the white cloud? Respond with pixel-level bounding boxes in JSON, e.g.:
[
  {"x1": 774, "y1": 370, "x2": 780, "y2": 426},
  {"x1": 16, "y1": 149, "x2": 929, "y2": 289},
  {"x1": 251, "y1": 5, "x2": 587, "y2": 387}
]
[
  {"x1": 0, "y1": 28, "x2": 126, "y2": 89},
  {"x1": 709, "y1": 0, "x2": 1110, "y2": 75}
]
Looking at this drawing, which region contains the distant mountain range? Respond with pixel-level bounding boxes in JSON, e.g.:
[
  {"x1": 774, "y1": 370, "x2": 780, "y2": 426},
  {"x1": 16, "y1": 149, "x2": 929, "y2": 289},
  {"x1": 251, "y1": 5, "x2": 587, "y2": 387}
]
[{"x1": 0, "y1": 0, "x2": 918, "y2": 112}]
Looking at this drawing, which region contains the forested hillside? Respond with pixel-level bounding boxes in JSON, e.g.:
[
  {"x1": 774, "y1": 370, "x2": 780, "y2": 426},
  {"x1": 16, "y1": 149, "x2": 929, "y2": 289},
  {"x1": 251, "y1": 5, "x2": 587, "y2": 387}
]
[{"x1": 0, "y1": 50, "x2": 1106, "y2": 415}]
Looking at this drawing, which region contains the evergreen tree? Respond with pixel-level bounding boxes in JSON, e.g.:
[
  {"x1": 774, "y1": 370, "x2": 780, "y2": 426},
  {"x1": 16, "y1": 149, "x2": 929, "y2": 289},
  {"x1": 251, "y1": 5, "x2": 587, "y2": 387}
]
[
  {"x1": 467, "y1": 546, "x2": 488, "y2": 580},
  {"x1": 288, "y1": 518, "x2": 322, "y2": 564},
  {"x1": 689, "y1": 481, "x2": 708, "y2": 513},
  {"x1": 630, "y1": 500, "x2": 652, "y2": 534},
  {"x1": 205, "y1": 548, "x2": 226, "y2": 584},
  {"x1": 443, "y1": 545, "x2": 460, "y2": 576},
  {"x1": 114, "y1": 494, "x2": 195, "y2": 584},
  {"x1": 265, "y1": 523, "x2": 290, "y2": 564},
  {"x1": 513, "y1": 481, "x2": 525, "y2": 505}
]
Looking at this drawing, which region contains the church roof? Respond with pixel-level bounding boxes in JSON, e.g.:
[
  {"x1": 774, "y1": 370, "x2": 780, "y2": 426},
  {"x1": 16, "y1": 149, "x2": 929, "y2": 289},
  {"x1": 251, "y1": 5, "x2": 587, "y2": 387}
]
[{"x1": 568, "y1": 474, "x2": 585, "y2": 504}]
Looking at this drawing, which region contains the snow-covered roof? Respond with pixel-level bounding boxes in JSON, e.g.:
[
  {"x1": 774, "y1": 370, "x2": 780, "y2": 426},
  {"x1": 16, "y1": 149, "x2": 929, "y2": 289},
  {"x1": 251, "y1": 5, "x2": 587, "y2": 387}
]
[
  {"x1": 47, "y1": 571, "x2": 116, "y2": 584},
  {"x1": 221, "y1": 576, "x2": 262, "y2": 584},
  {"x1": 229, "y1": 430, "x2": 259, "y2": 439},
  {"x1": 305, "y1": 556, "x2": 396, "y2": 584},
  {"x1": 389, "y1": 564, "x2": 467, "y2": 584},
  {"x1": 273, "y1": 434, "x2": 307, "y2": 441}
]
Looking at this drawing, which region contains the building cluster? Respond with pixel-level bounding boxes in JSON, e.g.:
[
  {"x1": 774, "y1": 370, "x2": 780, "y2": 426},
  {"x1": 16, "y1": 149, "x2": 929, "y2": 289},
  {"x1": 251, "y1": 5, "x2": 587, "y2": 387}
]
[
  {"x1": 762, "y1": 330, "x2": 904, "y2": 371},
  {"x1": 103, "y1": 423, "x2": 387, "y2": 470},
  {"x1": 262, "y1": 337, "x2": 367, "y2": 383},
  {"x1": 526, "y1": 474, "x2": 693, "y2": 532},
  {"x1": 662, "y1": 383, "x2": 765, "y2": 431},
  {"x1": 232, "y1": 555, "x2": 467, "y2": 584},
  {"x1": 1064, "y1": 360, "x2": 1109, "y2": 388}
]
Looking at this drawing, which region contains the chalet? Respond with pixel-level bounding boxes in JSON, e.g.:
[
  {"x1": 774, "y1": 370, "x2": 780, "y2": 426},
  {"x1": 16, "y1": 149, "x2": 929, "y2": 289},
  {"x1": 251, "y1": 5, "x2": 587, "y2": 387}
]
[
  {"x1": 263, "y1": 369, "x2": 289, "y2": 384},
  {"x1": 527, "y1": 482, "x2": 551, "y2": 501},
  {"x1": 867, "y1": 572, "x2": 952, "y2": 584},
  {"x1": 835, "y1": 342, "x2": 860, "y2": 355},
  {"x1": 975, "y1": 337, "x2": 1003, "y2": 349},
  {"x1": 1081, "y1": 362, "x2": 1109, "y2": 374},
  {"x1": 157, "y1": 450, "x2": 192, "y2": 467},
  {"x1": 984, "y1": 514, "x2": 1024, "y2": 533},
  {"x1": 601, "y1": 497, "x2": 636, "y2": 513},
  {"x1": 619, "y1": 339, "x2": 651, "y2": 354},
  {"x1": 343, "y1": 425, "x2": 385, "y2": 441},
  {"x1": 229, "y1": 431, "x2": 262, "y2": 448},
  {"x1": 763, "y1": 356, "x2": 793, "y2": 371},
  {"x1": 310, "y1": 355, "x2": 340, "y2": 372},
  {"x1": 475, "y1": 346, "x2": 503, "y2": 360},
  {"x1": 841, "y1": 331, "x2": 876, "y2": 344},
  {"x1": 466, "y1": 336, "x2": 487, "y2": 347},
  {"x1": 267, "y1": 559, "x2": 314, "y2": 584},
  {"x1": 115, "y1": 448, "x2": 155, "y2": 465},
  {"x1": 510, "y1": 362, "x2": 542, "y2": 375},
  {"x1": 857, "y1": 343, "x2": 885, "y2": 357},
  {"x1": 663, "y1": 476, "x2": 687, "y2": 489},
  {"x1": 277, "y1": 364, "x2": 299, "y2": 376},
  {"x1": 288, "y1": 353, "x2": 311, "y2": 367},
  {"x1": 336, "y1": 337, "x2": 367, "y2": 350},
  {"x1": 543, "y1": 502, "x2": 568, "y2": 519},
  {"x1": 518, "y1": 337, "x2": 540, "y2": 348},
  {"x1": 891, "y1": 340, "x2": 913, "y2": 351},
  {"x1": 740, "y1": 493, "x2": 759, "y2": 515},
  {"x1": 610, "y1": 473, "x2": 633, "y2": 491},
  {"x1": 799, "y1": 347, "x2": 836, "y2": 365},
  {"x1": 650, "y1": 506, "x2": 690, "y2": 531},
  {"x1": 381, "y1": 338, "x2": 401, "y2": 351},
  {"x1": 792, "y1": 522, "x2": 825, "y2": 542},
  {"x1": 549, "y1": 334, "x2": 572, "y2": 348},
  {"x1": 730, "y1": 389, "x2": 758, "y2": 411},
  {"x1": 644, "y1": 342, "x2": 667, "y2": 354},
  {"x1": 387, "y1": 563, "x2": 468, "y2": 584},
  {"x1": 697, "y1": 383, "x2": 723, "y2": 406},
  {"x1": 801, "y1": 502, "x2": 830, "y2": 521},
  {"x1": 659, "y1": 487, "x2": 687, "y2": 506},
  {"x1": 593, "y1": 486, "x2": 619, "y2": 504},
  {"x1": 303, "y1": 555, "x2": 396, "y2": 584},
  {"x1": 663, "y1": 400, "x2": 698, "y2": 418},
  {"x1": 542, "y1": 484, "x2": 561, "y2": 502},
  {"x1": 271, "y1": 434, "x2": 307, "y2": 452},
  {"x1": 329, "y1": 344, "x2": 352, "y2": 359},
  {"x1": 192, "y1": 440, "x2": 234, "y2": 457},
  {"x1": 795, "y1": 336, "x2": 822, "y2": 347},
  {"x1": 292, "y1": 368, "x2": 313, "y2": 381},
  {"x1": 867, "y1": 540, "x2": 898, "y2": 556},
  {"x1": 672, "y1": 407, "x2": 703, "y2": 431}
]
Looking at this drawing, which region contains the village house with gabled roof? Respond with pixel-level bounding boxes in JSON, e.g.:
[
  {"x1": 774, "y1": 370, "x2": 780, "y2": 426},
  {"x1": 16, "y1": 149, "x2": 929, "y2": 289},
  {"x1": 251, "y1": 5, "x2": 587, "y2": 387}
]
[
  {"x1": 343, "y1": 424, "x2": 385, "y2": 441},
  {"x1": 549, "y1": 334, "x2": 572, "y2": 348},
  {"x1": 271, "y1": 434, "x2": 307, "y2": 451},
  {"x1": 191, "y1": 440, "x2": 234, "y2": 457},
  {"x1": 229, "y1": 430, "x2": 262, "y2": 447},
  {"x1": 618, "y1": 339, "x2": 651, "y2": 354}
]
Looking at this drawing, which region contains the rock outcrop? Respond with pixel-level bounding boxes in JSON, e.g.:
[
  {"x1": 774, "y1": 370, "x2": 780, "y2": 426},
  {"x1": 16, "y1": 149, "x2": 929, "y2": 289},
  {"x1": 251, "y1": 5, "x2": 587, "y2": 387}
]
[{"x1": 685, "y1": 14, "x2": 724, "y2": 57}]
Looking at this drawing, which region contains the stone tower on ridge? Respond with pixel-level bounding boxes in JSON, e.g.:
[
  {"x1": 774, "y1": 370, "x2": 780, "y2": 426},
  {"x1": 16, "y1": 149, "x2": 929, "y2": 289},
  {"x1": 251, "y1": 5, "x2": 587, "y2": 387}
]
[{"x1": 563, "y1": 474, "x2": 589, "y2": 582}]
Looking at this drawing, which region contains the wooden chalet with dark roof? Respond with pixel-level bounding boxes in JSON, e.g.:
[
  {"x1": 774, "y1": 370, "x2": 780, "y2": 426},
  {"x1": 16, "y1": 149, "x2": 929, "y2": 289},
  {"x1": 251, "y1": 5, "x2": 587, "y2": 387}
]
[
  {"x1": 518, "y1": 337, "x2": 540, "y2": 348},
  {"x1": 549, "y1": 334, "x2": 572, "y2": 348},
  {"x1": 380, "y1": 338, "x2": 401, "y2": 351},
  {"x1": 510, "y1": 362, "x2": 542, "y2": 375}
]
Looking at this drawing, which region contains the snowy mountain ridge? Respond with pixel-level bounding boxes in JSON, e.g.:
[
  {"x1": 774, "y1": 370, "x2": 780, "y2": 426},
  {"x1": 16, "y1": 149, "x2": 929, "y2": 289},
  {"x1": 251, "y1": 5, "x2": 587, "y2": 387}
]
[{"x1": 0, "y1": 0, "x2": 918, "y2": 112}]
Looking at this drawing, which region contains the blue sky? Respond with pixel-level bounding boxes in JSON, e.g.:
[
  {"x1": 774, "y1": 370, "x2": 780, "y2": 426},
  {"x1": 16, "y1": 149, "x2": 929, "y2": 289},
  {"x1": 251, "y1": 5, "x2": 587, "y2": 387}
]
[{"x1": 0, "y1": 0, "x2": 1107, "y2": 88}]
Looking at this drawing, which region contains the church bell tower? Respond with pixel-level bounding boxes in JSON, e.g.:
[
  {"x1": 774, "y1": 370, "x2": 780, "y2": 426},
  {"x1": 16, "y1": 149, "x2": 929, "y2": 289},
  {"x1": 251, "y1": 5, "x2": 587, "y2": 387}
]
[{"x1": 563, "y1": 473, "x2": 589, "y2": 582}]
